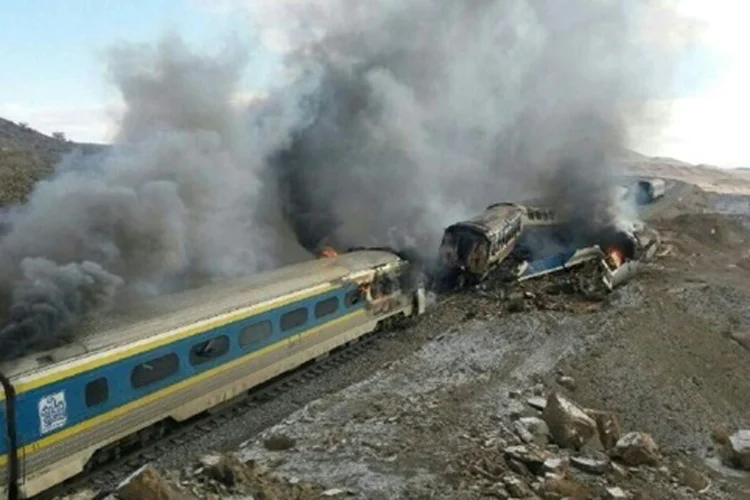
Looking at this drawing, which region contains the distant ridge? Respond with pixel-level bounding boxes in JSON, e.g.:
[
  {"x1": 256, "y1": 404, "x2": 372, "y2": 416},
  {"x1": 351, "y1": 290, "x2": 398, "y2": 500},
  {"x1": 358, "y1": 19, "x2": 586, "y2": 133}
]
[{"x1": 0, "y1": 117, "x2": 106, "y2": 206}]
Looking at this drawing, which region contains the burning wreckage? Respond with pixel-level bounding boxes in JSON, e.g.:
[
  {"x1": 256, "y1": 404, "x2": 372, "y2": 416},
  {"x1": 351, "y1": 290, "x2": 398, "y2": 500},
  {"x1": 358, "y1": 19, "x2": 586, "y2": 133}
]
[
  {"x1": 514, "y1": 225, "x2": 658, "y2": 297},
  {"x1": 436, "y1": 202, "x2": 659, "y2": 297}
]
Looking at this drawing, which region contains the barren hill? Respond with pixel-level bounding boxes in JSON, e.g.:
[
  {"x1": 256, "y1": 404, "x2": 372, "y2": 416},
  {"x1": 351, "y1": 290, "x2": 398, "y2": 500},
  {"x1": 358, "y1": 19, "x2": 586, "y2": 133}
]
[{"x1": 0, "y1": 117, "x2": 106, "y2": 206}]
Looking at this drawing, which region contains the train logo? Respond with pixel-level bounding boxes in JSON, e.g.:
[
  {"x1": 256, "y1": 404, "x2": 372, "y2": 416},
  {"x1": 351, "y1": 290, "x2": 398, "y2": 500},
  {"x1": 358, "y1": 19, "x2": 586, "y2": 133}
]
[{"x1": 38, "y1": 391, "x2": 68, "y2": 435}]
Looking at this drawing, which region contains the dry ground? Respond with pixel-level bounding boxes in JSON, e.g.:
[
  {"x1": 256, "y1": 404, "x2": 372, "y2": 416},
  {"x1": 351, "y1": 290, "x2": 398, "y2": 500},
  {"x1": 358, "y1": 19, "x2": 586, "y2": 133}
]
[
  {"x1": 13, "y1": 143, "x2": 746, "y2": 498},
  {"x1": 78, "y1": 174, "x2": 750, "y2": 500}
]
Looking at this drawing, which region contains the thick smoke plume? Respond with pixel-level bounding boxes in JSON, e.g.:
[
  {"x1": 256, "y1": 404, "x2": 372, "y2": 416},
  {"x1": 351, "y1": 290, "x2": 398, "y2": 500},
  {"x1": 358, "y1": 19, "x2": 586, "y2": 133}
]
[
  {"x1": 255, "y1": 0, "x2": 689, "y2": 254},
  {"x1": 0, "y1": 36, "x2": 305, "y2": 360},
  {"x1": 0, "y1": 259, "x2": 123, "y2": 357},
  {"x1": 0, "y1": 1, "x2": 695, "y2": 359}
]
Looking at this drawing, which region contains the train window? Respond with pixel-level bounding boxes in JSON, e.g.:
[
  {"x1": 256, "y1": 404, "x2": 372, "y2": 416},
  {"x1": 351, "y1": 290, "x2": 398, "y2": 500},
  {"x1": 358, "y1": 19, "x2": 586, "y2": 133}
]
[
  {"x1": 85, "y1": 377, "x2": 109, "y2": 407},
  {"x1": 345, "y1": 289, "x2": 362, "y2": 308},
  {"x1": 189, "y1": 335, "x2": 230, "y2": 366},
  {"x1": 239, "y1": 320, "x2": 273, "y2": 348},
  {"x1": 280, "y1": 307, "x2": 308, "y2": 332},
  {"x1": 314, "y1": 297, "x2": 339, "y2": 319},
  {"x1": 131, "y1": 353, "x2": 179, "y2": 389}
]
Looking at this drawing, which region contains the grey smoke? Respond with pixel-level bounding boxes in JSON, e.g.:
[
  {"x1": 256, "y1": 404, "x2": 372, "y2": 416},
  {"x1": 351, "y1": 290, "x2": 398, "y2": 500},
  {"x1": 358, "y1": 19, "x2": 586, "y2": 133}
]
[
  {"x1": 0, "y1": 259, "x2": 123, "y2": 360},
  {"x1": 259, "y1": 0, "x2": 692, "y2": 255},
  {"x1": 0, "y1": 35, "x2": 306, "y2": 359},
  {"x1": 0, "y1": 1, "x2": 696, "y2": 358}
]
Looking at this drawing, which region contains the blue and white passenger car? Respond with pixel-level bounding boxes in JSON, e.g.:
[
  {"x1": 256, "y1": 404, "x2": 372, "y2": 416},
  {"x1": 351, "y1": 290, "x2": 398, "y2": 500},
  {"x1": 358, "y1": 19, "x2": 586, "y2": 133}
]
[{"x1": 0, "y1": 249, "x2": 426, "y2": 498}]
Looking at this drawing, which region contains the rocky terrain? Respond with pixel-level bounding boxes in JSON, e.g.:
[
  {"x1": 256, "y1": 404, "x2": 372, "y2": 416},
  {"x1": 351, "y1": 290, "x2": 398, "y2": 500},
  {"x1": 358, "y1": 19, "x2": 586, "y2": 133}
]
[
  {"x1": 4, "y1": 119, "x2": 747, "y2": 499},
  {"x1": 58, "y1": 182, "x2": 750, "y2": 500}
]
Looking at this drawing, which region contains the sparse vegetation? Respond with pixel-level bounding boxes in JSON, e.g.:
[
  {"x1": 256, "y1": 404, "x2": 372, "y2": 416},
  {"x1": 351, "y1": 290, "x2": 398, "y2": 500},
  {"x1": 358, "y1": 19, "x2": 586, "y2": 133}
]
[{"x1": 0, "y1": 117, "x2": 106, "y2": 206}]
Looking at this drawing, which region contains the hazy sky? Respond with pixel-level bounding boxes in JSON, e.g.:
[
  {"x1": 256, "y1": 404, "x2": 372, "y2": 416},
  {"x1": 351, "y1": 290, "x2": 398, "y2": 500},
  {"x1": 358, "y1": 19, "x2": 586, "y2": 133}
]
[{"x1": 0, "y1": 0, "x2": 747, "y2": 167}]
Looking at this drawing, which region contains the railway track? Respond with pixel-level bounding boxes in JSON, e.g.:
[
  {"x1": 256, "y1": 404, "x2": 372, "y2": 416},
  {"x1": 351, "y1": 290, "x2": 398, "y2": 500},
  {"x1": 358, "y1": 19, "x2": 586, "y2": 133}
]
[
  {"x1": 34, "y1": 182, "x2": 684, "y2": 499},
  {"x1": 36, "y1": 295, "x2": 462, "y2": 500}
]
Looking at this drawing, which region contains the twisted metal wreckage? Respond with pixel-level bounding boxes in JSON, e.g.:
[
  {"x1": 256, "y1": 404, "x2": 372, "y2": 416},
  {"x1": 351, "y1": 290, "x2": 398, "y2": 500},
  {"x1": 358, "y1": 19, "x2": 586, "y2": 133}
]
[
  {"x1": 514, "y1": 226, "x2": 660, "y2": 295},
  {"x1": 434, "y1": 178, "x2": 666, "y2": 295}
]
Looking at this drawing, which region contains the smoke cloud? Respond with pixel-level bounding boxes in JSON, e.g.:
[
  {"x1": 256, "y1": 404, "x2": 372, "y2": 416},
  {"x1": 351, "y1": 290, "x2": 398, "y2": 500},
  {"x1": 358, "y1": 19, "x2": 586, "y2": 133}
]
[
  {"x1": 0, "y1": 1, "x2": 697, "y2": 359},
  {"x1": 254, "y1": 0, "x2": 692, "y2": 254},
  {"x1": 0, "y1": 36, "x2": 306, "y2": 360},
  {"x1": 0, "y1": 259, "x2": 123, "y2": 359}
]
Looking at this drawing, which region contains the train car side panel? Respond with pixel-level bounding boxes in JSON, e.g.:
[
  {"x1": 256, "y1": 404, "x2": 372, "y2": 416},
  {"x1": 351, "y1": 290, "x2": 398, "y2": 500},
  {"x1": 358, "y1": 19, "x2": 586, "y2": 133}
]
[
  {"x1": 1, "y1": 284, "x2": 365, "y2": 495},
  {"x1": 1, "y1": 251, "x2": 425, "y2": 497}
]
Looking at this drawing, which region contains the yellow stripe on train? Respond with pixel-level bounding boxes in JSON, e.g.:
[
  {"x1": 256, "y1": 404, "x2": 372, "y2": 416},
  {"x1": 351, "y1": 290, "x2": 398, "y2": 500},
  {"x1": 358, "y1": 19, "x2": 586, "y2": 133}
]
[
  {"x1": 0, "y1": 282, "x2": 338, "y2": 401},
  {"x1": 0, "y1": 308, "x2": 366, "y2": 467}
]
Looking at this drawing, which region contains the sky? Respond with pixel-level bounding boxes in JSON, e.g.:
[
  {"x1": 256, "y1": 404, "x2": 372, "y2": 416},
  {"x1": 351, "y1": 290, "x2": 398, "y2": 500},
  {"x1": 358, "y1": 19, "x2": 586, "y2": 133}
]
[{"x1": 0, "y1": 0, "x2": 748, "y2": 168}]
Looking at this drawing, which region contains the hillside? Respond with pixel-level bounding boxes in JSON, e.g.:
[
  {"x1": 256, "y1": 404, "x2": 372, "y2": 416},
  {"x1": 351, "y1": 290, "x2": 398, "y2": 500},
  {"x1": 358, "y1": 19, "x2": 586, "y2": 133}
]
[{"x1": 0, "y1": 117, "x2": 106, "y2": 206}]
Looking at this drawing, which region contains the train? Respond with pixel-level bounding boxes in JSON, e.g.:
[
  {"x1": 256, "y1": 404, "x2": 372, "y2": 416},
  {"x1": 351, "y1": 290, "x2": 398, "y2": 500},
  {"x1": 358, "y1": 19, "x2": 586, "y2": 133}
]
[
  {"x1": 436, "y1": 202, "x2": 525, "y2": 289},
  {"x1": 633, "y1": 178, "x2": 666, "y2": 205},
  {"x1": 0, "y1": 249, "x2": 427, "y2": 498}
]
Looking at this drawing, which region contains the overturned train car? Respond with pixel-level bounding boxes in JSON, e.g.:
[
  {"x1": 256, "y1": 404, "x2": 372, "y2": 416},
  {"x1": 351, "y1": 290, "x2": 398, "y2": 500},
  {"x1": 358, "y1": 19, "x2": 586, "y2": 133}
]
[{"x1": 436, "y1": 202, "x2": 525, "y2": 290}]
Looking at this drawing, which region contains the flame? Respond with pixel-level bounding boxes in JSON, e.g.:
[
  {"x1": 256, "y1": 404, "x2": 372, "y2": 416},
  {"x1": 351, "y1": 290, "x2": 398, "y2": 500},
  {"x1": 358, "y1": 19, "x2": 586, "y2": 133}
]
[
  {"x1": 606, "y1": 247, "x2": 624, "y2": 269},
  {"x1": 318, "y1": 246, "x2": 339, "y2": 258}
]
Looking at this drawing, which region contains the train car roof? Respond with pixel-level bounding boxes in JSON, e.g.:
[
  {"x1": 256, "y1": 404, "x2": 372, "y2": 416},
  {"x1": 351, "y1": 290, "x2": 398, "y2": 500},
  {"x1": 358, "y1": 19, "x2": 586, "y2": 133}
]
[
  {"x1": 0, "y1": 250, "x2": 401, "y2": 380},
  {"x1": 446, "y1": 203, "x2": 523, "y2": 236}
]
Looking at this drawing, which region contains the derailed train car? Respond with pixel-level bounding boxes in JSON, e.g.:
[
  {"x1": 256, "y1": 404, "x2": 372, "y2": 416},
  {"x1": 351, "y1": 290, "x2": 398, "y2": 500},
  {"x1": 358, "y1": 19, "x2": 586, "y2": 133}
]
[
  {"x1": 436, "y1": 202, "x2": 525, "y2": 289},
  {"x1": 634, "y1": 178, "x2": 666, "y2": 205},
  {"x1": 0, "y1": 249, "x2": 426, "y2": 498}
]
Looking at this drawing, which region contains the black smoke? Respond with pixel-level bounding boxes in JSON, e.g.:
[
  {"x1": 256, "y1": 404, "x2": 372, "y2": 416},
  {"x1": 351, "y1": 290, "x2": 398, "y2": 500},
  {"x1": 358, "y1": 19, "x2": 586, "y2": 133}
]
[
  {"x1": 0, "y1": 1, "x2": 697, "y2": 360},
  {"x1": 0, "y1": 259, "x2": 122, "y2": 360},
  {"x1": 0, "y1": 36, "x2": 307, "y2": 360},
  {"x1": 256, "y1": 0, "x2": 691, "y2": 255}
]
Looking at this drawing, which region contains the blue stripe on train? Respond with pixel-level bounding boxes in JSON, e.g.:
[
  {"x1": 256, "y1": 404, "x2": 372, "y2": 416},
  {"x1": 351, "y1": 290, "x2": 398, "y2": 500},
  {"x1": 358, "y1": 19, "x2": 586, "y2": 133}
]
[{"x1": 0, "y1": 285, "x2": 363, "y2": 456}]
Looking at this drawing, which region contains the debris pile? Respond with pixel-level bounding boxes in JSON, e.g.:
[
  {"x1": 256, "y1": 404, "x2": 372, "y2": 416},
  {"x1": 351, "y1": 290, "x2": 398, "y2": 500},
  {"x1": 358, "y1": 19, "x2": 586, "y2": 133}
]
[
  {"x1": 443, "y1": 390, "x2": 710, "y2": 499},
  {"x1": 60, "y1": 454, "x2": 331, "y2": 500},
  {"x1": 513, "y1": 226, "x2": 660, "y2": 296},
  {"x1": 179, "y1": 452, "x2": 326, "y2": 499},
  {"x1": 467, "y1": 226, "x2": 661, "y2": 315},
  {"x1": 218, "y1": 383, "x2": 720, "y2": 500}
]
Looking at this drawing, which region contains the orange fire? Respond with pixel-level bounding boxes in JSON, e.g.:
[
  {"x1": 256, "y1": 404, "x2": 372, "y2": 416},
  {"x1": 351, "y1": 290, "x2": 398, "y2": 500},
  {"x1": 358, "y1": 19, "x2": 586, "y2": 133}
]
[
  {"x1": 318, "y1": 246, "x2": 339, "y2": 258},
  {"x1": 606, "y1": 247, "x2": 624, "y2": 268}
]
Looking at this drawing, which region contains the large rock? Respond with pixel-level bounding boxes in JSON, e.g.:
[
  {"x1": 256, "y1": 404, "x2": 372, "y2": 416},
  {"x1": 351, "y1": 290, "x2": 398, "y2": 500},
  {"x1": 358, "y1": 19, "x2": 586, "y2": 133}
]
[
  {"x1": 541, "y1": 392, "x2": 597, "y2": 450},
  {"x1": 604, "y1": 486, "x2": 629, "y2": 499},
  {"x1": 613, "y1": 432, "x2": 660, "y2": 466},
  {"x1": 117, "y1": 465, "x2": 184, "y2": 500},
  {"x1": 727, "y1": 430, "x2": 750, "y2": 470},
  {"x1": 586, "y1": 410, "x2": 623, "y2": 450},
  {"x1": 512, "y1": 416, "x2": 550, "y2": 445}
]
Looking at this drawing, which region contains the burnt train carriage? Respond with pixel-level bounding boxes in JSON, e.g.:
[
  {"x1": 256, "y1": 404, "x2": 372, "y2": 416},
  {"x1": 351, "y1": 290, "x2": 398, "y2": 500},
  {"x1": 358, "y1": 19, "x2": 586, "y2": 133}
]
[
  {"x1": 437, "y1": 202, "x2": 525, "y2": 289},
  {"x1": 634, "y1": 178, "x2": 666, "y2": 205},
  {"x1": 0, "y1": 249, "x2": 426, "y2": 498}
]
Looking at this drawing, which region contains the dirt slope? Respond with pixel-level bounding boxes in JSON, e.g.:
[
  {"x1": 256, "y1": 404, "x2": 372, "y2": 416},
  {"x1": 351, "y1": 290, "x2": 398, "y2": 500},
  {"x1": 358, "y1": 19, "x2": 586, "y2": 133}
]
[
  {"x1": 72, "y1": 182, "x2": 750, "y2": 500},
  {"x1": 0, "y1": 117, "x2": 105, "y2": 206}
]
